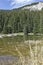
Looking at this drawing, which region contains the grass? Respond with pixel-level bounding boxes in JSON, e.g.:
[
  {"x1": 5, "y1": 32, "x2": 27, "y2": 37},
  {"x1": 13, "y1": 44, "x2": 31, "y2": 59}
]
[
  {"x1": 0, "y1": 35, "x2": 43, "y2": 56},
  {"x1": 0, "y1": 35, "x2": 43, "y2": 65},
  {"x1": 0, "y1": 35, "x2": 28, "y2": 56}
]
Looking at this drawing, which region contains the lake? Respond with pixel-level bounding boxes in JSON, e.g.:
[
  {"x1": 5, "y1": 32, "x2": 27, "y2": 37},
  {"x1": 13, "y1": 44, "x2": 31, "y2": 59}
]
[{"x1": 0, "y1": 55, "x2": 19, "y2": 65}]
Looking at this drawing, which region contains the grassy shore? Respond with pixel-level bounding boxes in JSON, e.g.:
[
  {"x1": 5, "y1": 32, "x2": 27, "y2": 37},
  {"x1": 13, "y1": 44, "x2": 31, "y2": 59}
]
[
  {"x1": 0, "y1": 35, "x2": 43, "y2": 56},
  {"x1": 0, "y1": 35, "x2": 43, "y2": 65}
]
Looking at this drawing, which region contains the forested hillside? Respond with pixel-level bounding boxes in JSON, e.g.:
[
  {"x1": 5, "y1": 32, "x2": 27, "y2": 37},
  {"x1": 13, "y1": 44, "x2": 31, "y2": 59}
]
[{"x1": 0, "y1": 9, "x2": 43, "y2": 34}]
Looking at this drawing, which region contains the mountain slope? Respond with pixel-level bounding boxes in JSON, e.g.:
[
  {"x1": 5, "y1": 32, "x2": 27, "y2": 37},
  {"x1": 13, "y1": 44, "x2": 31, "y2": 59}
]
[{"x1": 22, "y1": 2, "x2": 43, "y2": 11}]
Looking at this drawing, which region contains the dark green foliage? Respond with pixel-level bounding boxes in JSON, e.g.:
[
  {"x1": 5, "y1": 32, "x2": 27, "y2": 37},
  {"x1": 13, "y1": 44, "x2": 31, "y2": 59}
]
[
  {"x1": 23, "y1": 25, "x2": 28, "y2": 40},
  {"x1": 3, "y1": 26, "x2": 12, "y2": 34},
  {"x1": 0, "y1": 9, "x2": 43, "y2": 34}
]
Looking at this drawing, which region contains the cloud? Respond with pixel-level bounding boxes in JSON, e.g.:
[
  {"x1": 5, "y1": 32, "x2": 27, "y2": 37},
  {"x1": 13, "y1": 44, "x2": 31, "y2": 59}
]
[
  {"x1": 10, "y1": 0, "x2": 33, "y2": 9},
  {"x1": 11, "y1": 0, "x2": 31, "y2": 5}
]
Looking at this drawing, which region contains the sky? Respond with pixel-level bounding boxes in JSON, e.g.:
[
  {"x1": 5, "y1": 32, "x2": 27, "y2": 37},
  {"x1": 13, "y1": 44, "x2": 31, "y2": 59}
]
[{"x1": 0, "y1": 0, "x2": 43, "y2": 10}]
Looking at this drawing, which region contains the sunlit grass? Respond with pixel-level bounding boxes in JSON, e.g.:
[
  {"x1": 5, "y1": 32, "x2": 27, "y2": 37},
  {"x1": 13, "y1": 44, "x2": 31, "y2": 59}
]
[{"x1": 0, "y1": 35, "x2": 43, "y2": 65}]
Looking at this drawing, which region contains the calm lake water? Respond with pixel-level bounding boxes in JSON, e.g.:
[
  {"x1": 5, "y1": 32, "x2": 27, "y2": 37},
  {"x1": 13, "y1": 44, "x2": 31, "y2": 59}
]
[{"x1": 0, "y1": 55, "x2": 19, "y2": 65}]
